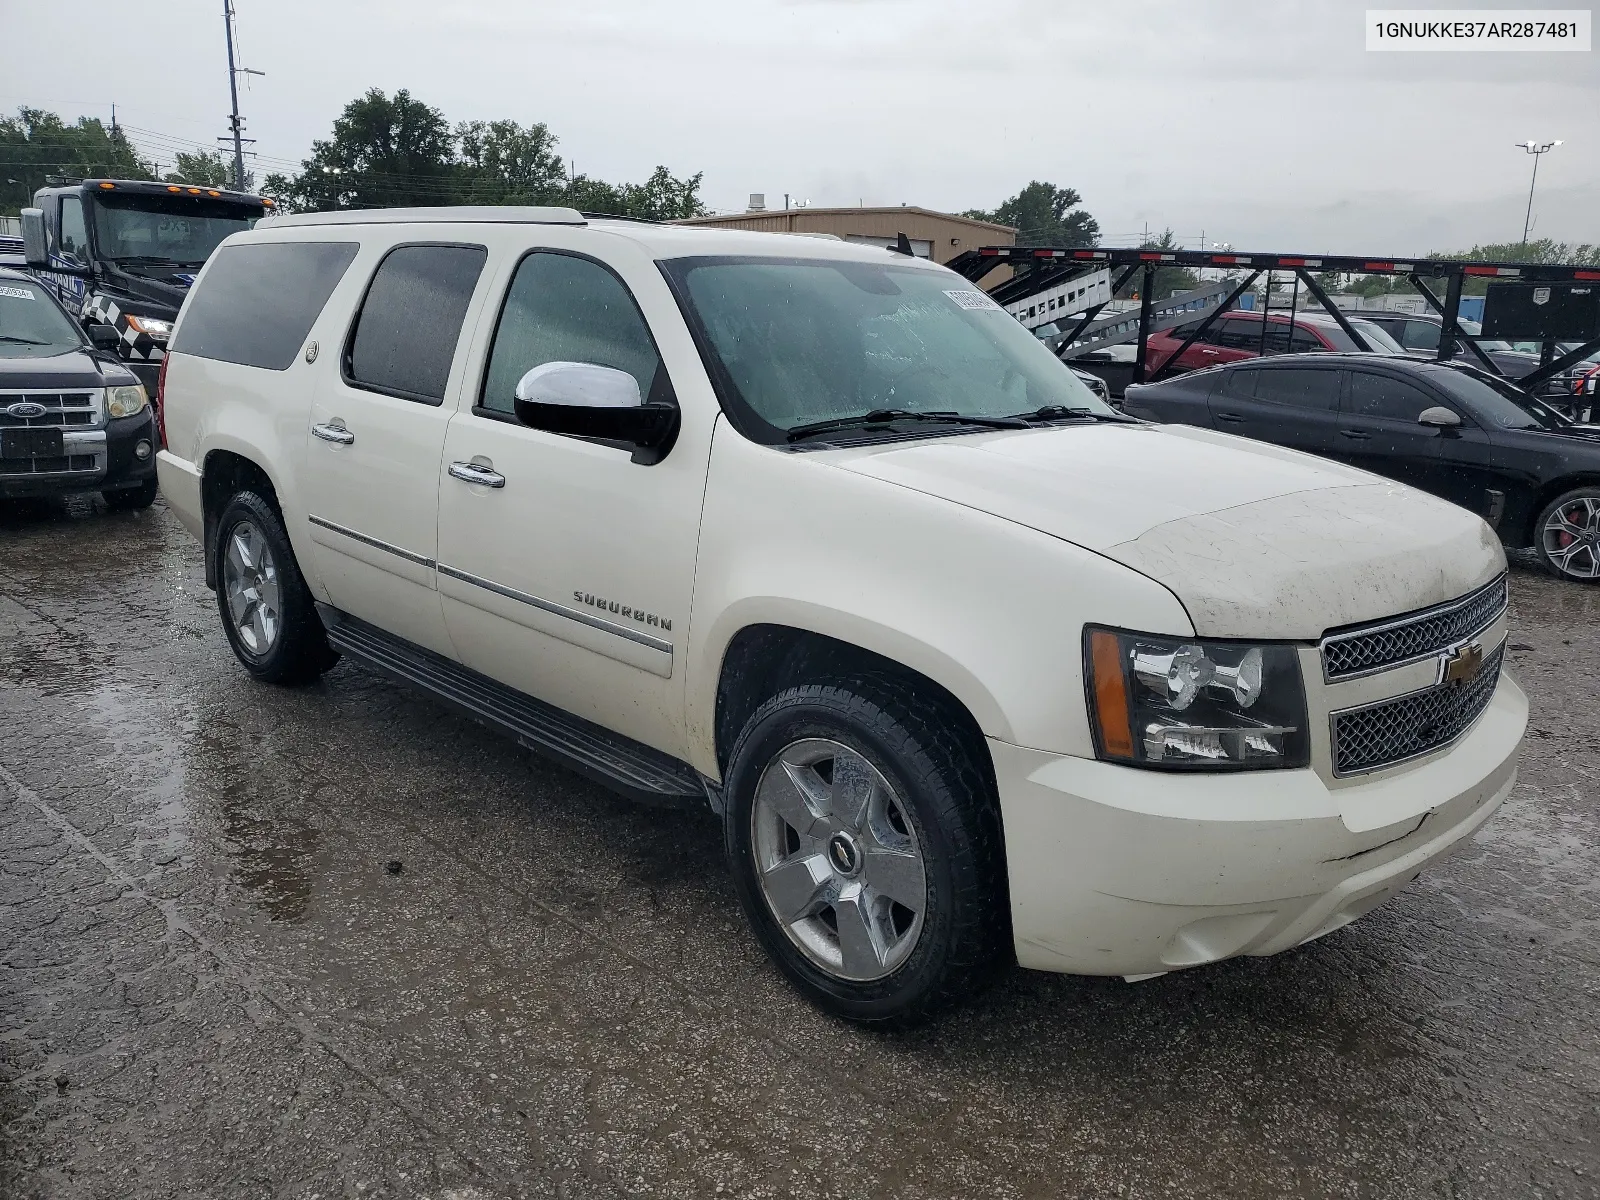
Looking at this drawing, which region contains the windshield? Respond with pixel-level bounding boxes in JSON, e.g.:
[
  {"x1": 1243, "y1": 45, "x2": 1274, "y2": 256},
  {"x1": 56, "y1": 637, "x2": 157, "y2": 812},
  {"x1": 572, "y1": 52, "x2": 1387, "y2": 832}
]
[
  {"x1": 665, "y1": 256, "x2": 1114, "y2": 440},
  {"x1": 1347, "y1": 319, "x2": 1405, "y2": 355},
  {"x1": 0, "y1": 279, "x2": 85, "y2": 358},
  {"x1": 1430, "y1": 365, "x2": 1570, "y2": 430},
  {"x1": 91, "y1": 193, "x2": 259, "y2": 265}
]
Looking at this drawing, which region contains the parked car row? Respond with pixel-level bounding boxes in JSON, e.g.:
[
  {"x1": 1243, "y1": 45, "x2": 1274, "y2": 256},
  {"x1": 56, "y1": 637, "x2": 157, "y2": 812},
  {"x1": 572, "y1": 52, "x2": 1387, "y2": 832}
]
[{"x1": 1123, "y1": 353, "x2": 1600, "y2": 582}]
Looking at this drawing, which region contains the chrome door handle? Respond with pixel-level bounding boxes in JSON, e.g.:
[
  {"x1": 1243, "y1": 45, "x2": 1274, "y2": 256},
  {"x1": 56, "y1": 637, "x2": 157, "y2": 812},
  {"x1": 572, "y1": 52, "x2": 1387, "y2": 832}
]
[
  {"x1": 311, "y1": 422, "x2": 354, "y2": 445},
  {"x1": 448, "y1": 461, "x2": 505, "y2": 489}
]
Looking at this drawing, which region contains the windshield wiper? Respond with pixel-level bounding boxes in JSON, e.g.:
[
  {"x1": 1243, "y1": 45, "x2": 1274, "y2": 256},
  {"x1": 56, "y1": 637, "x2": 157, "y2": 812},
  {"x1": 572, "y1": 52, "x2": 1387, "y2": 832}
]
[
  {"x1": 112, "y1": 255, "x2": 191, "y2": 266},
  {"x1": 0, "y1": 334, "x2": 50, "y2": 346},
  {"x1": 786, "y1": 408, "x2": 1030, "y2": 442},
  {"x1": 1007, "y1": 404, "x2": 1132, "y2": 423}
]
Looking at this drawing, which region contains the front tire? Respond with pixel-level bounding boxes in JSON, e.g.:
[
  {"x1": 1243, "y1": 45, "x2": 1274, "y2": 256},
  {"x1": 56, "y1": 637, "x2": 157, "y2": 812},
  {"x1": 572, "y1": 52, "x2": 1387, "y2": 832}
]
[
  {"x1": 213, "y1": 490, "x2": 338, "y2": 683},
  {"x1": 102, "y1": 478, "x2": 158, "y2": 511},
  {"x1": 723, "y1": 683, "x2": 1008, "y2": 1024},
  {"x1": 1536, "y1": 487, "x2": 1600, "y2": 583}
]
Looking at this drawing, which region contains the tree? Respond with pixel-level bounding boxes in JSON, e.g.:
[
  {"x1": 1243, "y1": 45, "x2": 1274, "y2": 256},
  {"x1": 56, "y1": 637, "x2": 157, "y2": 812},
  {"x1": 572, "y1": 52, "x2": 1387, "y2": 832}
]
[
  {"x1": 0, "y1": 108, "x2": 154, "y2": 214},
  {"x1": 262, "y1": 89, "x2": 711, "y2": 219},
  {"x1": 264, "y1": 88, "x2": 458, "y2": 211},
  {"x1": 965, "y1": 181, "x2": 1099, "y2": 248},
  {"x1": 164, "y1": 150, "x2": 242, "y2": 190},
  {"x1": 456, "y1": 119, "x2": 565, "y2": 204}
]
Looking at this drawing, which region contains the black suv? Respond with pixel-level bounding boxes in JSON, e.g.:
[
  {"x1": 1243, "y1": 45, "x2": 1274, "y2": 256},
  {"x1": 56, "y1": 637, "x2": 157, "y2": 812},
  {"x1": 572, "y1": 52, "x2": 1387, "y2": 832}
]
[
  {"x1": 1122, "y1": 353, "x2": 1600, "y2": 583},
  {"x1": 0, "y1": 266, "x2": 158, "y2": 508},
  {"x1": 1357, "y1": 311, "x2": 1580, "y2": 402}
]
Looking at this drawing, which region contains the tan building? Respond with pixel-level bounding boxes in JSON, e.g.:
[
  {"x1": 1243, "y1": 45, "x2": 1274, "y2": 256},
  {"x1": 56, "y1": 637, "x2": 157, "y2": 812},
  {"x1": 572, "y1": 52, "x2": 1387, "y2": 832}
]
[{"x1": 676, "y1": 199, "x2": 1015, "y2": 268}]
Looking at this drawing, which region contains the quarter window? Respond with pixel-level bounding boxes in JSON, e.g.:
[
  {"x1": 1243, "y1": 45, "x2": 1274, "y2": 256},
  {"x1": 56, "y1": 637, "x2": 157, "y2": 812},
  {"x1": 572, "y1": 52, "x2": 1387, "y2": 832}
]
[
  {"x1": 1254, "y1": 367, "x2": 1341, "y2": 410},
  {"x1": 345, "y1": 243, "x2": 487, "y2": 404},
  {"x1": 1346, "y1": 372, "x2": 1435, "y2": 421},
  {"x1": 480, "y1": 252, "x2": 663, "y2": 416},
  {"x1": 171, "y1": 241, "x2": 360, "y2": 371},
  {"x1": 57, "y1": 196, "x2": 89, "y2": 265}
]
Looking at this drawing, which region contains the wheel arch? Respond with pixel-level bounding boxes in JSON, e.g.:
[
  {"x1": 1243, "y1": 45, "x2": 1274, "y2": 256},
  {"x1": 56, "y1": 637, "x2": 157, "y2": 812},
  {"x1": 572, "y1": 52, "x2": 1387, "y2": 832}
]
[
  {"x1": 706, "y1": 619, "x2": 1003, "y2": 789},
  {"x1": 1519, "y1": 474, "x2": 1600, "y2": 548},
  {"x1": 199, "y1": 446, "x2": 284, "y2": 590}
]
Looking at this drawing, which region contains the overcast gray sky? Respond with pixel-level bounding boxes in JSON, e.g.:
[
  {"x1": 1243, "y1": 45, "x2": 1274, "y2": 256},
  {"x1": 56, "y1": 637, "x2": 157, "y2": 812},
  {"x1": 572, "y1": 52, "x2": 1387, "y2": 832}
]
[{"x1": 7, "y1": 0, "x2": 1596, "y2": 256}]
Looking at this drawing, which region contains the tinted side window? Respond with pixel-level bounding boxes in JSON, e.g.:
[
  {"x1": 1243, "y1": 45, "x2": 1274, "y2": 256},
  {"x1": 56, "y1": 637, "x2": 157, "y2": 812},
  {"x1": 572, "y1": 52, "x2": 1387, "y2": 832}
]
[
  {"x1": 480, "y1": 252, "x2": 662, "y2": 415},
  {"x1": 345, "y1": 244, "x2": 487, "y2": 404},
  {"x1": 57, "y1": 197, "x2": 89, "y2": 265},
  {"x1": 1398, "y1": 321, "x2": 1441, "y2": 352},
  {"x1": 173, "y1": 241, "x2": 360, "y2": 370},
  {"x1": 1220, "y1": 368, "x2": 1259, "y2": 399},
  {"x1": 1215, "y1": 319, "x2": 1262, "y2": 350},
  {"x1": 1346, "y1": 372, "x2": 1435, "y2": 421},
  {"x1": 1255, "y1": 367, "x2": 1341, "y2": 410}
]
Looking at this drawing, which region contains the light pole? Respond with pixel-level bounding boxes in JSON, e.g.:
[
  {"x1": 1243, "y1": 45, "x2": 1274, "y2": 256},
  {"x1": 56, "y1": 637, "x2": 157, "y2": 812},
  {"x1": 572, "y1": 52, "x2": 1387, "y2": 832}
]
[{"x1": 1516, "y1": 139, "x2": 1562, "y2": 245}]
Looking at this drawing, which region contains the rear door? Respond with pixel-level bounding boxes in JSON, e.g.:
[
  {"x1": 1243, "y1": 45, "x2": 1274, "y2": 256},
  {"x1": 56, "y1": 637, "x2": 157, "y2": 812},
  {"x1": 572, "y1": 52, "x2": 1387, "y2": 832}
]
[
  {"x1": 301, "y1": 240, "x2": 490, "y2": 657},
  {"x1": 1332, "y1": 369, "x2": 1444, "y2": 493},
  {"x1": 1213, "y1": 364, "x2": 1346, "y2": 458}
]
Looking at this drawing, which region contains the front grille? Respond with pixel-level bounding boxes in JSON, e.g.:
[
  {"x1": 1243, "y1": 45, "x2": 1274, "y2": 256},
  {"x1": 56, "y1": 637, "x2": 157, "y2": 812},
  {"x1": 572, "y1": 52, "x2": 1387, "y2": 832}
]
[
  {"x1": 0, "y1": 454, "x2": 97, "y2": 475},
  {"x1": 1321, "y1": 575, "x2": 1507, "y2": 681},
  {"x1": 1331, "y1": 643, "x2": 1504, "y2": 775},
  {"x1": 0, "y1": 392, "x2": 100, "y2": 429}
]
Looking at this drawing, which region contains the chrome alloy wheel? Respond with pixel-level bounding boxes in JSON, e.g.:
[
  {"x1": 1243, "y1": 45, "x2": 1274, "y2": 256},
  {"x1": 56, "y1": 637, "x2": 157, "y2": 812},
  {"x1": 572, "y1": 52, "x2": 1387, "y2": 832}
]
[
  {"x1": 1543, "y1": 497, "x2": 1600, "y2": 579},
  {"x1": 750, "y1": 738, "x2": 928, "y2": 982},
  {"x1": 223, "y1": 519, "x2": 282, "y2": 657}
]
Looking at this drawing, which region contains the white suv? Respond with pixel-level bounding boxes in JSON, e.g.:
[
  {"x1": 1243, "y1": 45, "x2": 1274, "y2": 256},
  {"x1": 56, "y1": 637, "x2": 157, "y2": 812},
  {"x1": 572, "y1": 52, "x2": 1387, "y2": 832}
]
[{"x1": 156, "y1": 207, "x2": 1526, "y2": 1023}]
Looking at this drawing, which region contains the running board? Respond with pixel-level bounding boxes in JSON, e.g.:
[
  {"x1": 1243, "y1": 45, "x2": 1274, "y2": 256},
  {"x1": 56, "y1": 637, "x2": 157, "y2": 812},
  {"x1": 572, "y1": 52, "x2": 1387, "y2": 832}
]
[{"x1": 317, "y1": 606, "x2": 708, "y2": 808}]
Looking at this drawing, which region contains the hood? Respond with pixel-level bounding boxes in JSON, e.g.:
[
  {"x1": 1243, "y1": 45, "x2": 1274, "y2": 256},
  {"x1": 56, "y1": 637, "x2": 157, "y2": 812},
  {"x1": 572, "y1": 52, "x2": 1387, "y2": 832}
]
[
  {"x1": 826, "y1": 423, "x2": 1503, "y2": 639},
  {"x1": 96, "y1": 262, "x2": 192, "y2": 318},
  {"x1": 0, "y1": 347, "x2": 139, "y2": 390}
]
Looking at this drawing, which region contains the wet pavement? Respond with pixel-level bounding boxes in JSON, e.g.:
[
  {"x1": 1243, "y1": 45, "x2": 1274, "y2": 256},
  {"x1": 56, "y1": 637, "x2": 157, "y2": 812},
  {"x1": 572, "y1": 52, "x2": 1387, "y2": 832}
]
[{"x1": 1, "y1": 495, "x2": 1597, "y2": 1200}]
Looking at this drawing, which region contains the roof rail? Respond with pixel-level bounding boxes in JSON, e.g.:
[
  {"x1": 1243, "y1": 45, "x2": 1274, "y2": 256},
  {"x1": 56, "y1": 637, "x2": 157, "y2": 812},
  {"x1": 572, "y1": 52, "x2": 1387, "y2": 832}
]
[{"x1": 257, "y1": 205, "x2": 587, "y2": 228}]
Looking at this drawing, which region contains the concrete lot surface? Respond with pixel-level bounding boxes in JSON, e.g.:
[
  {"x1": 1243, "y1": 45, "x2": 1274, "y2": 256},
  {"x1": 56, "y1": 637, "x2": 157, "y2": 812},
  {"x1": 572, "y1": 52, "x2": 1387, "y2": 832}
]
[{"x1": 2, "y1": 497, "x2": 1597, "y2": 1199}]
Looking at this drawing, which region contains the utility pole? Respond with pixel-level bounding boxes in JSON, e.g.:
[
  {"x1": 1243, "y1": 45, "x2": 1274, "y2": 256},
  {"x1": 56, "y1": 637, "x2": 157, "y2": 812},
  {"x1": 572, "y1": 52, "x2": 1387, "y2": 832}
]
[
  {"x1": 221, "y1": 2, "x2": 263, "y2": 192},
  {"x1": 1516, "y1": 139, "x2": 1562, "y2": 245}
]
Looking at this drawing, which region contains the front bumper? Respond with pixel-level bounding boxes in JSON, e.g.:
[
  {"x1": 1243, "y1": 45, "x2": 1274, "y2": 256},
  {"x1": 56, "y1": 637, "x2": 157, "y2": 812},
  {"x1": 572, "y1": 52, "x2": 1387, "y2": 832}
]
[
  {"x1": 0, "y1": 410, "x2": 157, "y2": 499},
  {"x1": 993, "y1": 673, "x2": 1526, "y2": 977}
]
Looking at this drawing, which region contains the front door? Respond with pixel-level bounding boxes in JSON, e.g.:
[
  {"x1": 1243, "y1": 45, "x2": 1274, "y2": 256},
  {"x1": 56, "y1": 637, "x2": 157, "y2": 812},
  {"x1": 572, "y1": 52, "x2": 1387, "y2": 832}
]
[
  {"x1": 435, "y1": 246, "x2": 712, "y2": 759},
  {"x1": 301, "y1": 242, "x2": 489, "y2": 658},
  {"x1": 1331, "y1": 369, "x2": 1447, "y2": 494}
]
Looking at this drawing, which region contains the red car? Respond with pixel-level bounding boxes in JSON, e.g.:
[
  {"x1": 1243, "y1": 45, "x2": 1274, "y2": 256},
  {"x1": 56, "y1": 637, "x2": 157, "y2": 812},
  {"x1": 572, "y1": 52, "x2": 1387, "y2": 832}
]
[{"x1": 1144, "y1": 310, "x2": 1403, "y2": 375}]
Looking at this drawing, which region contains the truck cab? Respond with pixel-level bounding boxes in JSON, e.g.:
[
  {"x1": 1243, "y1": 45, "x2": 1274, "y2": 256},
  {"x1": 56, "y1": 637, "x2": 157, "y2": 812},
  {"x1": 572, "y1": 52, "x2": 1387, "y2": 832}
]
[{"x1": 21, "y1": 179, "x2": 274, "y2": 393}]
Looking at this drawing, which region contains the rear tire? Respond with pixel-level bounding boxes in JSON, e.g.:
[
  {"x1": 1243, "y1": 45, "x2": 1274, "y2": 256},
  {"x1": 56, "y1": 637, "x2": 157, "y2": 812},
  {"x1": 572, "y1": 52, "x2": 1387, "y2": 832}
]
[
  {"x1": 1535, "y1": 487, "x2": 1600, "y2": 584},
  {"x1": 723, "y1": 682, "x2": 1008, "y2": 1025},
  {"x1": 213, "y1": 490, "x2": 338, "y2": 683},
  {"x1": 102, "y1": 478, "x2": 158, "y2": 511}
]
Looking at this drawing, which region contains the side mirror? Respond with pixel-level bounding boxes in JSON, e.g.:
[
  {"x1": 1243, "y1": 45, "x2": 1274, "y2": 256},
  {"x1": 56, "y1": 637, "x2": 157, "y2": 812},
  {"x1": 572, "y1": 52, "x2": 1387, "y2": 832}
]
[
  {"x1": 1418, "y1": 406, "x2": 1462, "y2": 429},
  {"x1": 20, "y1": 208, "x2": 48, "y2": 270},
  {"x1": 87, "y1": 323, "x2": 120, "y2": 350},
  {"x1": 512, "y1": 361, "x2": 679, "y2": 465}
]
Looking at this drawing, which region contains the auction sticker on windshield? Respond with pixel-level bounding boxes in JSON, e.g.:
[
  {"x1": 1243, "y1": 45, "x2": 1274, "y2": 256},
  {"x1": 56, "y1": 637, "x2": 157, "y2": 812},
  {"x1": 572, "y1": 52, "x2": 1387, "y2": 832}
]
[
  {"x1": 0, "y1": 286, "x2": 37, "y2": 301},
  {"x1": 945, "y1": 289, "x2": 1001, "y2": 310}
]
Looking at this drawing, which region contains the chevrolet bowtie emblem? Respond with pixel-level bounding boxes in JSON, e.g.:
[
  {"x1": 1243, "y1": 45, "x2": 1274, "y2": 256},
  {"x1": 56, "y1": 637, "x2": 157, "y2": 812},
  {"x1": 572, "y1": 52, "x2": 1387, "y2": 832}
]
[{"x1": 1441, "y1": 641, "x2": 1485, "y2": 685}]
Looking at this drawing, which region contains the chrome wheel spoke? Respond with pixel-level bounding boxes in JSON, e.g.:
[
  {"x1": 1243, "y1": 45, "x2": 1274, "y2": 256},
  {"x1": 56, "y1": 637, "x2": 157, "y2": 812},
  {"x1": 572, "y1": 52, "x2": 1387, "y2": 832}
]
[
  {"x1": 759, "y1": 758, "x2": 827, "y2": 839},
  {"x1": 827, "y1": 751, "x2": 874, "y2": 831},
  {"x1": 761, "y1": 853, "x2": 832, "y2": 923},
  {"x1": 833, "y1": 889, "x2": 888, "y2": 978},
  {"x1": 861, "y1": 846, "x2": 924, "y2": 910}
]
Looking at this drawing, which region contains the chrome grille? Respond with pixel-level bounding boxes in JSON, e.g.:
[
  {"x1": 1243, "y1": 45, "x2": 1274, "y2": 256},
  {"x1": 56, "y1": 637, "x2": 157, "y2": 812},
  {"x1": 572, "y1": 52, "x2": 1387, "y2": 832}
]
[
  {"x1": 1321, "y1": 575, "x2": 1507, "y2": 681},
  {"x1": 1331, "y1": 644, "x2": 1504, "y2": 776},
  {"x1": 0, "y1": 391, "x2": 100, "y2": 429}
]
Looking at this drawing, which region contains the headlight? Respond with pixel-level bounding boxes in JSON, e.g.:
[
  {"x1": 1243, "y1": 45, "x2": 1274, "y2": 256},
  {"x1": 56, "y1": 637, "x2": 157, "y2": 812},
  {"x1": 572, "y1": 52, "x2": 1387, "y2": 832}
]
[
  {"x1": 105, "y1": 384, "x2": 149, "y2": 419},
  {"x1": 1085, "y1": 626, "x2": 1309, "y2": 770},
  {"x1": 124, "y1": 315, "x2": 172, "y2": 342}
]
